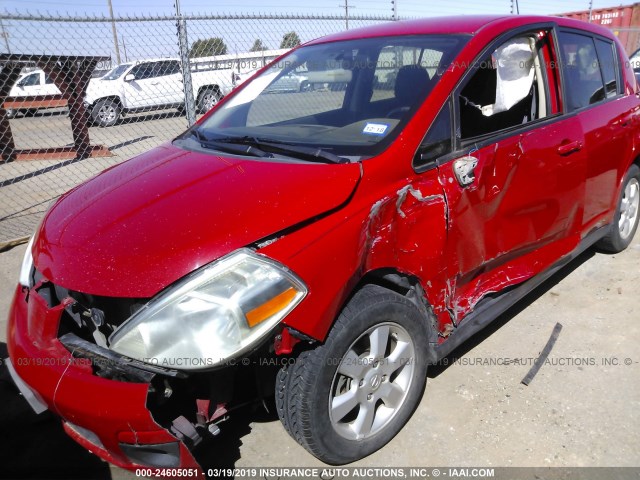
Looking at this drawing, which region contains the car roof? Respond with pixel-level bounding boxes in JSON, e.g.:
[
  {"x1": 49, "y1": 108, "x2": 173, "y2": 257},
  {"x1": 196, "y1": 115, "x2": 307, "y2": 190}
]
[{"x1": 306, "y1": 15, "x2": 617, "y2": 45}]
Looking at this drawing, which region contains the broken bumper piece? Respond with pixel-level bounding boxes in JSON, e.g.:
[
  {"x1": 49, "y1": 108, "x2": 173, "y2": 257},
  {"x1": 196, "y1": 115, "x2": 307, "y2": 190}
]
[{"x1": 6, "y1": 285, "x2": 203, "y2": 475}]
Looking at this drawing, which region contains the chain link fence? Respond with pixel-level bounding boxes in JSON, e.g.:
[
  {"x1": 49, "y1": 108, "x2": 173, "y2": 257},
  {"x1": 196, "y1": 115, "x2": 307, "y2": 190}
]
[
  {"x1": 0, "y1": 12, "x2": 393, "y2": 246},
  {"x1": 2, "y1": 10, "x2": 640, "y2": 247}
]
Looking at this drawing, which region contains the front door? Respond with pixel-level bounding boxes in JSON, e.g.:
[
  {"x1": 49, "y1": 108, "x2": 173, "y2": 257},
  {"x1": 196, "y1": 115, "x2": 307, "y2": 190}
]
[{"x1": 438, "y1": 28, "x2": 588, "y2": 322}]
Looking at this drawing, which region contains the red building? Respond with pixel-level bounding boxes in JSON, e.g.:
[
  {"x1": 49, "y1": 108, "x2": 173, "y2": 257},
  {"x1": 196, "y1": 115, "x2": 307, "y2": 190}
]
[{"x1": 559, "y1": 3, "x2": 640, "y2": 53}]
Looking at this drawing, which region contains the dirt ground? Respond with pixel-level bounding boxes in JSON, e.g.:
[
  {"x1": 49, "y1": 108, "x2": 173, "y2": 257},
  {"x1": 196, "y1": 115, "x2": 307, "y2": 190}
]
[{"x1": 0, "y1": 233, "x2": 638, "y2": 479}]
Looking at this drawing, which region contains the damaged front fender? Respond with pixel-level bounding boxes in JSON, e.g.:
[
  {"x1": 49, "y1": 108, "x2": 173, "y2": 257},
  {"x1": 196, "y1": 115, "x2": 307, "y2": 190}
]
[{"x1": 258, "y1": 166, "x2": 452, "y2": 342}]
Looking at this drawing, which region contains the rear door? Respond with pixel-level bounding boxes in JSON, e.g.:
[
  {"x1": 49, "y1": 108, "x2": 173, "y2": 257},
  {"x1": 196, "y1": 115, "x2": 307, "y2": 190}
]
[
  {"x1": 437, "y1": 27, "x2": 588, "y2": 321},
  {"x1": 160, "y1": 60, "x2": 184, "y2": 104},
  {"x1": 556, "y1": 30, "x2": 636, "y2": 233}
]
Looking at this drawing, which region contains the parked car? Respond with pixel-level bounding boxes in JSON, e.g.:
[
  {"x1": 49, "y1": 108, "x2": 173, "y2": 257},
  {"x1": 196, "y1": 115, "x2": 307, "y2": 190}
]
[
  {"x1": 7, "y1": 15, "x2": 640, "y2": 473},
  {"x1": 4, "y1": 69, "x2": 61, "y2": 118},
  {"x1": 233, "y1": 68, "x2": 310, "y2": 92},
  {"x1": 266, "y1": 71, "x2": 311, "y2": 92},
  {"x1": 85, "y1": 58, "x2": 234, "y2": 127}
]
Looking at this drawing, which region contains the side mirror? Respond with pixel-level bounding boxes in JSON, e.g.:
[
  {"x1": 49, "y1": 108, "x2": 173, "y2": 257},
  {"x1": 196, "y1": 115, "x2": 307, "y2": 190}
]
[
  {"x1": 124, "y1": 73, "x2": 136, "y2": 82},
  {"x1": 16, "y1": 80, "x2": 25, "y2": 88}
]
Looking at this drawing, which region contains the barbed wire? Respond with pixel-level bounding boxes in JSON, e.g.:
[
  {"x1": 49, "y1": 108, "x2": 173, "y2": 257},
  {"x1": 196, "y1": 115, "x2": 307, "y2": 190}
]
[{"x1": 0, "y1": 11, "x2": 396, "y2": 22}]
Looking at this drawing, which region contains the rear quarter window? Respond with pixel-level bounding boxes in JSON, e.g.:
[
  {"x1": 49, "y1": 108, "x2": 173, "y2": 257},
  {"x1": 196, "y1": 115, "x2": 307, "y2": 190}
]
[
  {"x1": 594, "y1": 38, "x2": 619, "y2": 98},
  {"x1": 558, "y1": 31, "x2": 620, "y2": 111}
]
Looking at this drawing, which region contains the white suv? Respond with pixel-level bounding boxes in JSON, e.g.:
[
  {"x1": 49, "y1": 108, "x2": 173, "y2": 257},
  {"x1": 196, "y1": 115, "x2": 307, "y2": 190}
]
[{"x1": 85, "y1": 58, "x2": 233, "y2": 127}]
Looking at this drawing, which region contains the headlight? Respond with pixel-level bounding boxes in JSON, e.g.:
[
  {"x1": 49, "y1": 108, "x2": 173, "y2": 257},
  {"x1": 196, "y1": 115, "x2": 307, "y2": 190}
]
[
  {"x1": 109, "y1": 249, "x2": 307, "y2": 370},
  {"x1": 19, "y1": 235, "x2": 35, "y2": 288}
]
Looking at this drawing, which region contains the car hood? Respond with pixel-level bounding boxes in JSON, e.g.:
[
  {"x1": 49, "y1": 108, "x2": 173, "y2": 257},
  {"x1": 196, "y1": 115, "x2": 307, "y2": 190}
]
[
  {"x1": 34, "y1": 144, "x2": 361, "y2": 297},
  {"x1": 86, "y1": 78, "x2": 115, "y2": 96}
]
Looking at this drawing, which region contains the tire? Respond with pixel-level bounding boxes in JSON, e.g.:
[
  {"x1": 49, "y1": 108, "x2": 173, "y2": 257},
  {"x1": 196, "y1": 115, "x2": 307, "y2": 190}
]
[
  {"x1": 197, "y1": 88, "x2": 220, "y2": 114},
  {"x1": 5, "y1": 108, "x2": 17, "y2": 119},
  {"x1": 91, "y1": 99, "x2": 121, "y2": 127},
  {"x1": 299, "y1": 80, "x2": 310, "y2": 92},
  {"x1": 277, "y1": 284, "x2": 429, "y2": 464},
  {"x1": 597, "y1": 164, "x2": 640, "y2": 253}
]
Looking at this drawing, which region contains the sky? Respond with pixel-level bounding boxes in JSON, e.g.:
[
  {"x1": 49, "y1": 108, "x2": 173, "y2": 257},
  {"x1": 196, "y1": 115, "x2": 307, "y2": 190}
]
[
  {"x1": 0, "y1": 0, "x2": 629, "y2": 19},
  {"x1": 0, "y1": 0, "x2": 632, "y2": 62}
]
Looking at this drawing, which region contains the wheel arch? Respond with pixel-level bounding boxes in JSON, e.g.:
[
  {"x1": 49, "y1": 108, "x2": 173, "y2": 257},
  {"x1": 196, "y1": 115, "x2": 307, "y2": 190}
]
[
  {"x1": 348, "y1": 268, "x2": 440, "y2": 344},
  {"x1": 196, "y1": 84, "x2": 221, "y2": 99},
  {"x1": 284, "y1": 267, "x2": 440, "y2": 354},
  {"x1": 90, "y1": 95, "x2": 123, "y2": 109}
]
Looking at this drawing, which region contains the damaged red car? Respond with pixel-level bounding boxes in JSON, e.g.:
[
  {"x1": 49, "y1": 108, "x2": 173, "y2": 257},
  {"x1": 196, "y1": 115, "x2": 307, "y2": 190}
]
[{"x1": 7, "y1": 14, "x2": 640, "y2": 473}]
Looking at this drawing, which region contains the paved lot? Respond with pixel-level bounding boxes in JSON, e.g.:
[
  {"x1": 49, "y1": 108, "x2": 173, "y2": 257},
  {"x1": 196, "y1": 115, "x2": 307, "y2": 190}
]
[{"x1": 0, "y1": 230, "x2": 639, "y2": 478}]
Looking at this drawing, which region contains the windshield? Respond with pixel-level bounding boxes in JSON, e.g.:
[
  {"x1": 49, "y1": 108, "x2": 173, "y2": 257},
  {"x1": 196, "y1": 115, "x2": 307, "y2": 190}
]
[
  {"x1": 102, "y1": 63, "x2": 132, "y2": 80},
  {"x1": 189, "y1": 35, "x2": 467, "y2": 159}
]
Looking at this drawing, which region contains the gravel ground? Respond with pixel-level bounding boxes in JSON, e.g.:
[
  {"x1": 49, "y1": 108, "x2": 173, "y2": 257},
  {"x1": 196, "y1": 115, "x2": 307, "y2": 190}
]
[{"x1": 0, "y1": 233, "x2": 638, "y2": 479}]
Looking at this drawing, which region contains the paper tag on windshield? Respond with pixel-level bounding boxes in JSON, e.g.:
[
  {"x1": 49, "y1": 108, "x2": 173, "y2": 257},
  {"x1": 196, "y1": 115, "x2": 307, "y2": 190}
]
[{"x1": 362, "y1": 123, "x2": 389, "y2": 136}]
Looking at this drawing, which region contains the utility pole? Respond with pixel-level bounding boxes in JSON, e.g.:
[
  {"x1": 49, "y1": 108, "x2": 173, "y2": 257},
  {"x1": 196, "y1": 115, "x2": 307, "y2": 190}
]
[
  {"x1": 175, "y1": 0, "x2": 197, "y2": 126},
  {"x1": 107, "y1": 0, "x2": 121, "y2": 64},
  {"x1": 121, "y1": 35, "x2": 128, "y2": 62},
  {"x1": 392, "y1": 0, "x2": 398, "y2": 20},
  {"x1": 512, "y1": 0, "x2": 519, "y2": 15},
  {"x1": 338, "y1": 0, "x2": 355, "y2": 30},
  {"x1": 588, "y1": 0, "x2": 593, "y2": 22},
  {"x1": 0, "y1": 18, "x2": 11, "y2": 54}
]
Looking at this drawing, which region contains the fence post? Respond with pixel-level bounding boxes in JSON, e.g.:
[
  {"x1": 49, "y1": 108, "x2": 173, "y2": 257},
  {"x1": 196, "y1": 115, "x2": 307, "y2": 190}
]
[{"x1": 175, "y1": 2, "x2": 197, "y2": 126}]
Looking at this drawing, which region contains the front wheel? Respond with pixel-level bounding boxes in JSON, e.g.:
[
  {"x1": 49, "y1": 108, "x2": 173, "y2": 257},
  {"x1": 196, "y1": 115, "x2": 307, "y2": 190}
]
[
  {"x1": 597, "y1": 164, "x2": 640, "y2": 252},
  {"x1": 277, "y1": 284, "x2": 429, "y2": 464},
  {"x1": 91, "y1": 99, "x2": 121, "y2": 127},
  {"x1": 5, "y1": 108, "x2": 17, "y2": 119}
]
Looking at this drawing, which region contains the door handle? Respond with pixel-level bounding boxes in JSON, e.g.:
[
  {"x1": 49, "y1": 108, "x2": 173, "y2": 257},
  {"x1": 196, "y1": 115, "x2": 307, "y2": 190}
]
[{"x1": 557, "y1": 140, "x2": 583, "y2": 156}]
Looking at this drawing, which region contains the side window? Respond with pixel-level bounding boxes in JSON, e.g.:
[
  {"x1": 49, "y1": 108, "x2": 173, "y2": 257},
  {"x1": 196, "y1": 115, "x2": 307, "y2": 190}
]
[
  {"x1": 558, "y1": 32, "x2": 605, "y2": 110},
  {"x1": 21, "y1": 73, "x2": 41, "y2": 87},
  {"x1": 458, "y1": 33, "x2": 549, "y2": 140},
  {"x1": 130, "y1": 63, "x2": 159, "y2": 80},
  {"x1": 595, "y1": 39, "x2": 619, "y2": 98},
  {"x1": 415, "y1": 102, "x2": 452, "y2": 169},
  {"x1": 146, "y1": 62, "x2": 165, "y2": 78},
  {"x1": 129, "y1": 63, "x2": 148, "y2": 80},
  {"x1": 163, "y1": 61, "x2": 181, "y2": 76}
]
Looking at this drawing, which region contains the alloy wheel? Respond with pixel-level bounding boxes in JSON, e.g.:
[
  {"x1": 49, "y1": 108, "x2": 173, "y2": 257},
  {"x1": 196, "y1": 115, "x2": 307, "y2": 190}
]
[{"x1": 329, "y1": 322, "x2": 415, "y2": 440}]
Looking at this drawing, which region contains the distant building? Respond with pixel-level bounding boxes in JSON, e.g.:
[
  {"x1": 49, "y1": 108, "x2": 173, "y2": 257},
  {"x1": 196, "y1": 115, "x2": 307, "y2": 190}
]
[{"x1": 558, "y1": 3, "x2": 640, "y2": 54}]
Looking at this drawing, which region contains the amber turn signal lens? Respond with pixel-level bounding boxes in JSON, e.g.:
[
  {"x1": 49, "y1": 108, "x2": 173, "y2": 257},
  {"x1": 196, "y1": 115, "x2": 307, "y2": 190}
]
[{"x1": 246, "y1": 287, "x2": 297, "y2": 328}]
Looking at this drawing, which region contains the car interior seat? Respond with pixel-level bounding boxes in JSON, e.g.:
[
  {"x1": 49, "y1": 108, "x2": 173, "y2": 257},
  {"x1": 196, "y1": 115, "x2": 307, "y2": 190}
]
[{"x1": 387, "y1": 65, "x2": 431, "y2": 117}]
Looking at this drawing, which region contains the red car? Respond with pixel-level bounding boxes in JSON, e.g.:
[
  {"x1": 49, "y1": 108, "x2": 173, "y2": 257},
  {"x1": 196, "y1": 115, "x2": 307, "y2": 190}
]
[{"x1": 7, "y1": 14, "x2": 640, "y2": 473}]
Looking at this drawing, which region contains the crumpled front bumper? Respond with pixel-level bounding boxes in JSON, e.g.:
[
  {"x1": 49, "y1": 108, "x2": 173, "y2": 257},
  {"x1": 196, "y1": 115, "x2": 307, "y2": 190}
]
[{"x1": 6, "y1": 284, "x2": 203, "y2": 476}]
